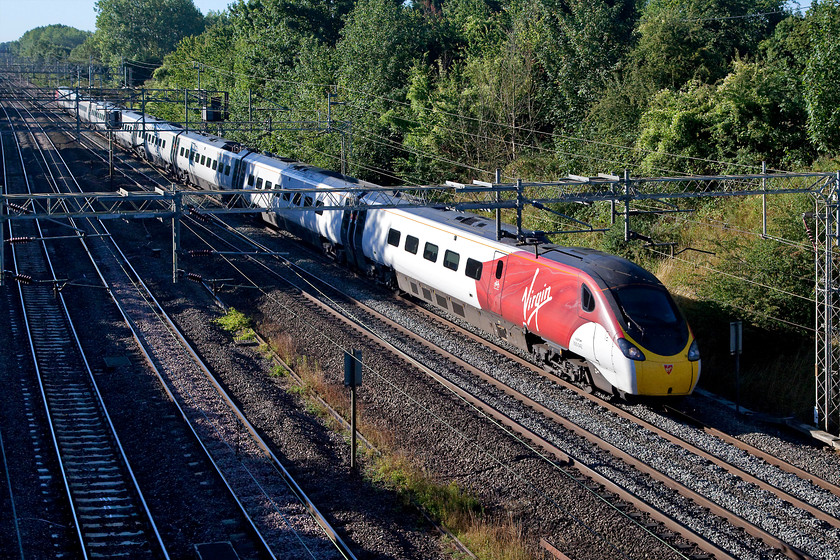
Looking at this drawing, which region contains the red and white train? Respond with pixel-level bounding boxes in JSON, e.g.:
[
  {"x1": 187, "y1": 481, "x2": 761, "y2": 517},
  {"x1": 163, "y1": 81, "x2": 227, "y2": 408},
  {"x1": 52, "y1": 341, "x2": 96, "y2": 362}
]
[{"x1": 56, "y1": 87, "x2": 700, "y2": 397}]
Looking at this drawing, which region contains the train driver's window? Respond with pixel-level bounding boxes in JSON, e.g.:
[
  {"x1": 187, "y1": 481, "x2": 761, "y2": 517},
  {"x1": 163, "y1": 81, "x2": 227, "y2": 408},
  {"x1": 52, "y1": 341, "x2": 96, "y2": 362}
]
[
  {"x1": 465, "y1": 258, "x2": 482, "y2": 280},
  {"x1": 443, "y1": 250, "x2": 459, "y2": 271},
  {"x1": 581, "y1": 285, "x2": 596, "y2": 313},
  {"x1": 495, "y1": 260, "x2": 504, "y2": 280},
  {"x1": 387, "y1": 228, "x2": 401, "y2": 247},
  {"x1": 405, "y1": 235, "x2": 419, "y2": 255},
  {"x1": 423, "y1": 242, "x2": 439, "y2": 262}
]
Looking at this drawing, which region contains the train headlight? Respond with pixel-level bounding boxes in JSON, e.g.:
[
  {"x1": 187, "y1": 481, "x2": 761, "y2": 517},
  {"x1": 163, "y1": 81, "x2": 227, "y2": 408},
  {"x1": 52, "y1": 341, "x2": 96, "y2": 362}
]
[
  {"x1": 617, "y1": 338, "x2": 645, "y2": 361},
  {"x1": 687, "y1": 340, "x2": 700, "y2": 361}
]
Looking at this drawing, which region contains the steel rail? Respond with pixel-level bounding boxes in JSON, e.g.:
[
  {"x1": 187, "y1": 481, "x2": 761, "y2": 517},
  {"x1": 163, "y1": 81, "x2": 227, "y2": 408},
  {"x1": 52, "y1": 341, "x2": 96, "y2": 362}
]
[
  {"x1": 7, "y1": 97, "x2": 174, "y2": 559},
  {"x1": 177, "y1": 219, "x2": 821, "y2": 559},
  {"x1": 11, "y1": 86, "x2": 357, "y2": 560},
  {"x1": 0, "y1": 127, "x2": 25, "y2": 560},
  {"x1": 408, "y1": 300, "x2": 840, "y2": 527},
  {"x1": 9, "y1": 94, "x2": 288, "y2": 558},
  {"x1": 3, "y1": 96, "x2": 170, "y2": 560},
  {"x1": 3, "y1": 103, "x2": 88, "y2": 558}
]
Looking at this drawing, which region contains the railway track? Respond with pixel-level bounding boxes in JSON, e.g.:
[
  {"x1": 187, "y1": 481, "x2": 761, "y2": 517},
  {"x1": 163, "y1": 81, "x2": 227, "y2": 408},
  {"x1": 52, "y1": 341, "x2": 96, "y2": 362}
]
[
  {"x1": 2, "y1": 93, "x2": 168, "y2": 560},
  {"x1": 169, "y1": 190, "x2": 840, "y2": 560},
  {"x1": 11, "y1": 76, "x2": 840, "y2": 559},
  {"x1": 1, "y1": 81, "x2": 356, "y2": 559}
]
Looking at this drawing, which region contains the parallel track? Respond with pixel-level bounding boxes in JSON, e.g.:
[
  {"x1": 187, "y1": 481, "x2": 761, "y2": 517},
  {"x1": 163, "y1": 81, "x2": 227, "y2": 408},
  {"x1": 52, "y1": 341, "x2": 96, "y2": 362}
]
[
  {"x1": 3, "y1": 75, "x2": 357, "y2": 560},
  {"x1": 15, "y1": 77, "x2": 840, "y2": 560},
  {"x1": 2, "y1": 91, "x2": 168, "y2": 560}
]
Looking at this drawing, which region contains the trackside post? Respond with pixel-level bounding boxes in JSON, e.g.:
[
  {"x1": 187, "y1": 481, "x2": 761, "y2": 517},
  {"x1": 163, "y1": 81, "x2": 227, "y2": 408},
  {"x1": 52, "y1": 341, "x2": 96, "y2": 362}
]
[{"x1": 344, "y1": 350, "x2": 362, "y2": 469}]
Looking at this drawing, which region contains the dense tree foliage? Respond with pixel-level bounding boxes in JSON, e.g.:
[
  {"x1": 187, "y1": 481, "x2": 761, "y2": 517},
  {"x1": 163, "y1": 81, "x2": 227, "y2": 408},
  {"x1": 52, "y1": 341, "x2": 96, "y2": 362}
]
[
  {"x1": 137, "y1": 0, "x2": 840, "y2": 183},
  {"x1": 802, "y1": 0, "x2": 840, "y2": 152},
  {"x1": 4, "y1": 25, "x2": 91, "y2": 61},
  {"x1": 91, "y1": 0, "x2": 205, "y2": 68}
]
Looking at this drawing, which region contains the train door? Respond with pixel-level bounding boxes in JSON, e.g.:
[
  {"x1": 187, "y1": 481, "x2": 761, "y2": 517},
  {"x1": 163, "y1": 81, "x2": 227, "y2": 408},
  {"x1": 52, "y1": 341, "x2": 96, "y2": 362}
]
[
  {"x1": 339, "y1": 198, "x2": 368, "y2": 270},
  {"x1": 577, "y1": 281, "x2": 612, "y2": 370},
  {"x1": 231, "y1": 155, "x2": 249, "y2": 189},
  {"x1": 481, "y1": 251, "x2": 508, "y2": 315}
]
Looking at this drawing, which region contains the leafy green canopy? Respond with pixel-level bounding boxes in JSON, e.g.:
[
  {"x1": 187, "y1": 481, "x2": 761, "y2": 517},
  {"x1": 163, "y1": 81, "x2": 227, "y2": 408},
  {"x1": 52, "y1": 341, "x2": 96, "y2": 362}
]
[
  {"x1": 10, "y1": 25, "x2": 91, "y2": 61},
  {"x1": 92, "y1": 0, "x2": 205, "y2": 68}
]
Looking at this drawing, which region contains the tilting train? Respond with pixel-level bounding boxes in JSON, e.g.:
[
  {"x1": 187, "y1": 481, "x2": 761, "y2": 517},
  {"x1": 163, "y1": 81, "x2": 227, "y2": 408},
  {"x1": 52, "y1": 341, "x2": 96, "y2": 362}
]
[{"x1": 55, "y1": 87, "x2": 701, "y2": 397}]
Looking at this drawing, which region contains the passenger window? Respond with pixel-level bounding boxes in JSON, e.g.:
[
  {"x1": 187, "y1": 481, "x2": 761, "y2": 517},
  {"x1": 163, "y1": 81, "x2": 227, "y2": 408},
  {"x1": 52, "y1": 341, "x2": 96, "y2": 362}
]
[
  {"x1": 212, "y1": 160, "x2": 218, "y2": 170},
  {"x1": 256, "y1": 178, "x2": 263, "y2": 189},
  {"x1": 443, "y1": 250, "x2": 459, "y2": 271},
  {"x1": 315, "y1": 200, "x2": 324, "y2": 215},
  {"x1": 495, "y1": 260, "x2": 504, "y2": 280},
  {"x1": 304, "y1": 196, "x2": 313, "y2": 207},
  {"x1": 282, "y1": 192, "x2": 291, "y2": 201},
  {"x1": 405, "y1": 235, "x2": 419, "y2": 254},
  {"x1": 465, "y1": 258, "x2": 482, "y2": 280},
  {"x1": 423, "y1": 242, "x2": 438, "y2": 262},
  {"x1": 581, "y1": 285, "x2": 596, "y2": 313},
  {"x1": 264, "y1": 181, "x2": 272, "y2": 189},
  {"x1": 201, "y1": 155, "x2": 206, "y2": 165},
  {"x1": 225, "y1": 164, "x2": 231, "y2": 175},
  {"x1": 179, "y1": 147, "x2": 184, "y2": 156},
  {"x1": 292, "y1": 192, "x2": 302, "y2": 205},
  {"x1": 387, "y1": 228, "x2": 401, "y2": 247}
]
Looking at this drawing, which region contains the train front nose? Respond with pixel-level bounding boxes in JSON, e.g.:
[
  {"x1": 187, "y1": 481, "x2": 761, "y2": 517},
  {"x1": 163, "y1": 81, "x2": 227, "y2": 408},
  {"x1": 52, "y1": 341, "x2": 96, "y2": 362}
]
[{"x1": 634, "y1": 345, "x2": 700, "y2": 396}]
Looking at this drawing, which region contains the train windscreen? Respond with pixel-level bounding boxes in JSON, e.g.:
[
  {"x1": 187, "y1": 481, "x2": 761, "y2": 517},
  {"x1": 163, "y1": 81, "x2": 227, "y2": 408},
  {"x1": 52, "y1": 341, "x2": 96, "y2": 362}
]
[{"x1": 613, "y1": 286, "x2": 688, "y2": 356}]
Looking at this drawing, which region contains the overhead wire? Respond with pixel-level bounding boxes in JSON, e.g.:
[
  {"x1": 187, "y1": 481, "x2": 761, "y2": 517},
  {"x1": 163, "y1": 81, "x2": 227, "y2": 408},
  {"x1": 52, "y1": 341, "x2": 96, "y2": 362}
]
[
  {"x1": 95, "y1": 56, "x2": 824, "y2": 331},
  {"x1": 677, "y1": 9, "x2": 787, "y2": 22},
  {"x1": 342, "y1": 100, "x2": 677, "y2": 179},
  {"x1": 190, "y1": 59, "x2": 762, "y2": 176},
  {"x1": 645, "y1": 246, "x2": 815, "y2": 332}
]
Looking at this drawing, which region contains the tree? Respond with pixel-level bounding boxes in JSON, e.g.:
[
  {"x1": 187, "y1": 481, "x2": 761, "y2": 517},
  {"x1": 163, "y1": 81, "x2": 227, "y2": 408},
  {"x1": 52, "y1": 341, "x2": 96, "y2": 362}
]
[
  {"x1": 634, "y1": 83, "x2": 717, "y2": 175},
  {"x1": 15, "y1": 25, "x2": 91, "y2": 61},
  {"x1": 633, "y1": 0, "x2": 787, "y2": 90},
  {"x1": 336, "y1": 0, "x2": 429, "y2": 181},
  {"x1": 93, "y1": 0, "x2": 205, "y2": 70},
  {"x1": 226, "y1": 0, "x2": 351, "y2": 93},
  {"x1": 709, "y1": 58, "x2": 812, "y2": 168},
  {"x1": 529, "y1": 0, "x2": 637, "y2": 126},
  {"x1": 802, "y1": 1, "x2": 840, "y2": 152}
]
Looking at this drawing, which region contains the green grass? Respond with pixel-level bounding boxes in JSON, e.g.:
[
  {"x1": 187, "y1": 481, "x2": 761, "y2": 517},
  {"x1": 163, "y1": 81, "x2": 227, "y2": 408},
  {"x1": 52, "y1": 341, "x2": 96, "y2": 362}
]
[
  {"x1": 213, "y1": 308, "x2": 252, "y2": 332},
  {"x1": 214, "y1": 308, "x2": 257, "y2": 343}
]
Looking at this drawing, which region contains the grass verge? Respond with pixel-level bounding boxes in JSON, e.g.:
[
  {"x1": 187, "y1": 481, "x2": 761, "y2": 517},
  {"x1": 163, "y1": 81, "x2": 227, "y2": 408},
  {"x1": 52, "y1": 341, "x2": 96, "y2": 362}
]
[{"x1": 257, "y1": 325, "x2": 534, "y2": 559}]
